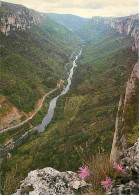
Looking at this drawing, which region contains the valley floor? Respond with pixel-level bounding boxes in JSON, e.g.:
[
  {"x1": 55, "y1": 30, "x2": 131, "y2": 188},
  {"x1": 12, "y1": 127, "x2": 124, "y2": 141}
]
[
  {"x1": 0, "y1": 5, "x2": 138, "y2": 194},
  {"x1": 0, "y1": 88, "x2": 57, "y2": 134}
]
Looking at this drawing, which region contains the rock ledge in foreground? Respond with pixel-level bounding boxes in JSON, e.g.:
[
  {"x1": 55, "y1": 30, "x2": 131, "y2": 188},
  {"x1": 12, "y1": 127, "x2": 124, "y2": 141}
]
[
  {"x1": 13, "y1": 167, "x2": 88, "y2": 195},
  {"x1": 107, "y1": 139, "x2": 139, "y2": 195}
]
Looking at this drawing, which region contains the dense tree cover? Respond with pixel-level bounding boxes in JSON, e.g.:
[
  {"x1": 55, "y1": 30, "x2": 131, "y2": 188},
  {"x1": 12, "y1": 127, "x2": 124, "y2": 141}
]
[
  {"x1": 122, "y1": 81, "x2": 139, "y2": 145},
  {"x1": 0, "y1": 17, "x2": 80, "y2": 113},
  {"x1": 1, "y1": 24, "x2": 138, "y2": 194}
]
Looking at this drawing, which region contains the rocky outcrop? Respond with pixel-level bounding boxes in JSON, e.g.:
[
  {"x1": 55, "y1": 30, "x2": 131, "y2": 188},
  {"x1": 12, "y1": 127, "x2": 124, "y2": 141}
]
[
  {"x1": 110, "y1": 61, "x2": 139, "y2": 163},
  {"x1": 108, "y1": 139, "x2": 139, "y2": 195},
  {"x1": 12, "y1": 140, "x2": 139, "y2": 195},
  {"x1": 13, "y1": 167, "x2": 88, "y2": 195},
  {"x1": 121, "y1": 139, "x2": 139, "y2": 175},
  {"x1": 124, "y1": 61, "x2": 139, "y2": 105},
  {"x1": 110, "y1": 95, "x2": 125, "y2": 163},
  {"x1": 104, "y1": 14, "x2": 139, "y2": 51},
  {"x1": 0, "y1": 1, "x2": 43, "y2": 36}
]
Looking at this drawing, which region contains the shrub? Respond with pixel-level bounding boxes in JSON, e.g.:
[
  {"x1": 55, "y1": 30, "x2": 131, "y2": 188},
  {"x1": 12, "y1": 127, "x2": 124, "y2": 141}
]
[{"x1": 83, "y1": 154, "x2": 118, "y2": 194}]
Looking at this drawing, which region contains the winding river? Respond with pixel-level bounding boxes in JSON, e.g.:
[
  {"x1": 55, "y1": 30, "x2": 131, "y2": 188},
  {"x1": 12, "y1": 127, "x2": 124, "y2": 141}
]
[{"x1": 37, "y1": 50, "x2": 82, "y2": 132}]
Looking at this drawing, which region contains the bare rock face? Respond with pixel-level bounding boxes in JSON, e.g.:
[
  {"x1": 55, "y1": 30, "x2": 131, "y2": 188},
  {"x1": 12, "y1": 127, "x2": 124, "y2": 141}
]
[
  {"x1": 108, "y1": 139, "x2": 139, "y2": 195},
  {"x1": 110, "y1": 61, "x2": 139, "y2": 163},
  {"x1": 121, "y1": 138, "x2": 139, "y2": 175},
  {"x1": 0, "y1": 2, "x2": 43, "y2": 36},
  {"x1": 107, "y1": 181, "x2": 139, "y2": 195},
  {"x1": 104, "y1": 14, "x2": 139, "y2": 51},
  {"x1": 13, "y1": 167, "x2": 88, "y2": 195},
  {"x1": 110, "y1": 95, "x2": 125, "y2": 163},
  {"x1": 124, "y1": 61, "x2": 139, "y2": 105}
]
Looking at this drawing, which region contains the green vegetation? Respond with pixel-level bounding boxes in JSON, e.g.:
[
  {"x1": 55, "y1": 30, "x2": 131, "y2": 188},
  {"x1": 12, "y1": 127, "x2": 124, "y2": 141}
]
[
  {"x1": 0, "y1": 17, "x2": 80, "y2": 113},
  {"x1": 0, "y1": 87, "x2": 62, "y2": 147},
  {"x1": 29, "y1": 88, "x2": 63, "y2": 127},
  {"x1": 1, "y1": 23, "x2": 138, "y2": 194},
  {"x1": 123, "y1": 80, "x2": 139, "y2": 145},
  {"x1": 47, "y1": 13, "x2": 88, "y2": 32},
  {"x1": 0, "y1": 123, "x2": 30, "y2": 146}
]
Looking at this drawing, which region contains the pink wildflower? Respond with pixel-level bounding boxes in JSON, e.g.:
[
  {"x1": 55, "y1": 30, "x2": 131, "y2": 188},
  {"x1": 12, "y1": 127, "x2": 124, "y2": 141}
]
[
  {"x1": 78, "y1": 166, "x2": 90, "y2": 180},
  {"x1": 101, "y1": 176, "x2": 113, "y2": 189},
  {"x1": 113, "y1": 163, "x2": 126, "y2": 174}
]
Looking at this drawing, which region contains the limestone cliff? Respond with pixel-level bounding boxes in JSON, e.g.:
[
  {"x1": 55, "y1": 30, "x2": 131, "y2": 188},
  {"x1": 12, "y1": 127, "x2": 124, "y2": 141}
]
[
  {"x1": 110, "y1": 60, "x2": 139, "y2": 163},
  {"x1": 104, "y1": 14, "x2": 139, "y2": 51},
  {"x1": 107, "y1": 14, "x2": 139, "y2": 163},
  {"x1": 0, "y1": 1, "x2": 43, "y2": 36}
]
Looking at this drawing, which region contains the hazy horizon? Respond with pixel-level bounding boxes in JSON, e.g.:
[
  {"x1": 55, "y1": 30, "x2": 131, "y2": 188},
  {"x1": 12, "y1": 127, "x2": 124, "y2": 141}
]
[{"x1": 1, "y1": 0, "x2": 138, "y2": 18}]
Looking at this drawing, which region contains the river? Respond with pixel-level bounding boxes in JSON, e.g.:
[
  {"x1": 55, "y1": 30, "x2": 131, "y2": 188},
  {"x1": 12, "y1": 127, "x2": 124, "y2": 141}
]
[{"x1": 37, "y1": 50, "x2": 82, "y2": 132}]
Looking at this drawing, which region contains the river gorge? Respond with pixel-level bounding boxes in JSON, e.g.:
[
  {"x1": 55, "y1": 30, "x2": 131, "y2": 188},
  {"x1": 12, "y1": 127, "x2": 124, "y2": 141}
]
[
  {"x1": 37, "y1": 49, "x2": 82, "y2": 132},
  {"x1": 0, "y1": 49, "x2": 82, "y2": 158}
]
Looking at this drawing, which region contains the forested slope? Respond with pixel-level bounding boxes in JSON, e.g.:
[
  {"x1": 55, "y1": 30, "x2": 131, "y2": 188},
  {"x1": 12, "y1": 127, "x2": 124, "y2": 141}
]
[
  {"x1": 0, "y1": 2, "x2": 80, "y2": 126},
  {"x1": 1, "y1": 22, "x2": 138, "y2": 194},
  {"x1": 46, "y1": 13, "x2": 88, "y2": 32}
]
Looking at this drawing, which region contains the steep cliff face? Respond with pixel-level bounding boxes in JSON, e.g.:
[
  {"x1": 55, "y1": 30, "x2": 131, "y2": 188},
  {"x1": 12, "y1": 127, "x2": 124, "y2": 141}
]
[
  {"x1": 107, "y1": 14, "x2": 139, "y2": 163},
  {"x1": 0, "y1": 1, "x2": 43, "y2": 35},
  {"x1": 104, "y1": 14, "x2": 139, "y2": 51},
  {"x1": 110, "y1": 60, "x2": 139, "y2": 163}
]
